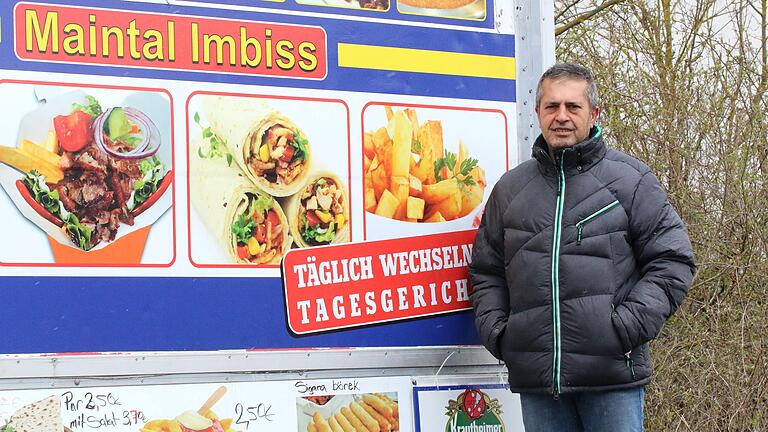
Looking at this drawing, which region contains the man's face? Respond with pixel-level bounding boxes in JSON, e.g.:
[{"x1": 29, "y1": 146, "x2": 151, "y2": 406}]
[{"x1": 536, "y1": 78, "x2": 600, "y2": 152}]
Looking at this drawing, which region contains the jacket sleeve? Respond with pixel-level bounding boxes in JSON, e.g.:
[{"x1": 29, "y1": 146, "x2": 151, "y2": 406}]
[
  {"x1": 612, "y1": 170, "x2": 696, "y2": 352},
  {"x1": 469, "y1": 186, "x2": 510, "y2": 360}
]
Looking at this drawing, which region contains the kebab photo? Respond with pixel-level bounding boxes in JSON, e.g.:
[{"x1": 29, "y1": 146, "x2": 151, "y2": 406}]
[{"x1": 0, "y1": 90, "x2": 172, "y2": 252}]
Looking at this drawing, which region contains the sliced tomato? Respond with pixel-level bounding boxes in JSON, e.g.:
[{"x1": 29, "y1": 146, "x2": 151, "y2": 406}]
[
  {"x1": 267, "y1": 209, "x2": 280, "y2": 228},
  {"x1": 53, "y1": 110, "x2": 93, "y2": 152},
  {"x1": 236, "y1": 244, "x2": 250, "y2": 260},
  {"x1": 279, "y1": 145, "x2": 295, "y2": 162},
  {"x1": 305, "y1": 210, "x2": 321, "y2": 227},
  {"x1": 254, "y1": 224, "x2": 267, "y2": 243}
]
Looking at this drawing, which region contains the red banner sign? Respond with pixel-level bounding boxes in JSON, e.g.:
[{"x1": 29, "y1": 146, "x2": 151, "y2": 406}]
[
  {"x1": 283, "y1": 230, "x2": 477, "y2": 334},
  {"x1": 15, "y1": 3, "x2": 327, "y2": 79}
]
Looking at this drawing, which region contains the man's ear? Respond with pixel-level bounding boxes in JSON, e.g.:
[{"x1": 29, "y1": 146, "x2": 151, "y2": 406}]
[{"x1": 591, "y1": 106, "x2": 601, "y2": 124}]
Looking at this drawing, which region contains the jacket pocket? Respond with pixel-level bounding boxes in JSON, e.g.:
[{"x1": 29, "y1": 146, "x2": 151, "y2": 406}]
[
  {"x1": 611, "y1": 303, "x2": 634, "y2": 353},
  {"x1": 488, "y1": 324, "x2": 506, "y2": 360},
  {"x1": 575, "y1": 200, "x2": 620, "y2": 245}
]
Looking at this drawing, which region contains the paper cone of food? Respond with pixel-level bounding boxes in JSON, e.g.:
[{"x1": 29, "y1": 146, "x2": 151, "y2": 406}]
[
  {"x1": 202, "y1": 96, "x2": 311, "y2": 197},
  {"x1": 0, "y1": 90, "x2": 172, "y2": 257},
  {"x1": 284, "y1": 170, "x2": 350, "y2": 248},
  {"x1": 190, "y1": 140, "x2": 292, "y2": 265},
  {"x1": 4, "y1": 395, "x2": 62, "y2": 432}
]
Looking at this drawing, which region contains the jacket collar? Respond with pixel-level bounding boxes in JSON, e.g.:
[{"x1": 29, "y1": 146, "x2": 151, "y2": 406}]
[{"x1": 531, "y1": 126, "x2": 607, "y2": 176}]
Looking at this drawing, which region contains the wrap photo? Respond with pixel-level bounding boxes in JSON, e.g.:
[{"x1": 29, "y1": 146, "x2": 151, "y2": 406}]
[
  {"x1": 284, "y1": 170, "x2": 350, "y2": 248},
  {"x1": 190, "y1": 139, "x2": 292, "y2": 265},
  {"x1": 202, "y1": 95, "x2": 312, "y2": 197}
]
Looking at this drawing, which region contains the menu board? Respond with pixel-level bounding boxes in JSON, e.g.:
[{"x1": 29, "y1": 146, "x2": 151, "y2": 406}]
[
  {"x1": 0, "y1": 376, "x2": 413, "y2": 432},
  {"x1": 0, "y1": 0, "x2": 516, "y2": 353}
]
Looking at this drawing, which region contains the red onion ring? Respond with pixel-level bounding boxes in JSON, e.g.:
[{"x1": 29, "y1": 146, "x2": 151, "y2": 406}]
[{"x1": 93, "y1": 107, "x2": 161, "y2": 160}]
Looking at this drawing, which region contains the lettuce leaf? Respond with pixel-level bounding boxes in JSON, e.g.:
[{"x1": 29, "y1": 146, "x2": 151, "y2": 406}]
[
  {"x1": 22, "y1": 170, "x2": 69, "y2": 219},
  {"x1": 126, "y1": 157, "x2": 166, "y2": 211},
  {"x1": 64, "y1": 214, "x2": 93, "y2": 251},
  {"x1": 72, "y1": 95, "x2": 103, "y2": 117}
]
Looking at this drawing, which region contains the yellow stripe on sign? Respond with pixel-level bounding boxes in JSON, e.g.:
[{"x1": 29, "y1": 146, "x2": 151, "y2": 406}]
[{"x1": 337, "y1": 43, "x2": 515, "y2": 80}]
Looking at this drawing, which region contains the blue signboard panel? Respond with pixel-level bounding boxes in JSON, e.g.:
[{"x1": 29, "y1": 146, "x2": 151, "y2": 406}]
[{"x1": 0, "y1": 0, "x2": 515, "y2": 353}]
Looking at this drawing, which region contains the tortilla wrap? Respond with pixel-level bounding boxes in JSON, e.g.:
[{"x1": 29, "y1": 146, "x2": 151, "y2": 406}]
[
  {"x1": 190, "y1": 140, "x2": 291, "y2": 265},
  {"x1": 7, "y1": 395, "x2": 62, "y2": 432},
  {"x1": 285, "y1": 170, "x2": 350, "y2": 248},
  {"x1": 203, "y1": 96, "x2": 311, "y2": 197}
]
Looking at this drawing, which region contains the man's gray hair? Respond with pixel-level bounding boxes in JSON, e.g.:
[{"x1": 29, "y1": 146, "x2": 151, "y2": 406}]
[{"x1": 535, "y1": 63, "x2": 600, "y2": 109}]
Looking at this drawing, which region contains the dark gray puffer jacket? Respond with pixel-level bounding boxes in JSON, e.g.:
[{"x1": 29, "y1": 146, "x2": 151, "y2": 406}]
[{"x1": 469, "y1": 127, "x2": 695, "y2": 395}]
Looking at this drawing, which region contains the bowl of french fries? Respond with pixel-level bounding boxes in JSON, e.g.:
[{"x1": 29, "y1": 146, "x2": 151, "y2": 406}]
[{"x1": 363, "y1": 106, "x2": 487, "y2": 238}]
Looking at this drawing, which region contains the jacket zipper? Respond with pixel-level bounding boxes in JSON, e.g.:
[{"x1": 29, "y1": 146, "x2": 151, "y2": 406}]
[
  {"x1": 624, "y1": 351, "x2": 637, "y2": 380},
  {"x1": 575, "y1": 200, "x2": 620, "y2": 245},
  {"x1": 551, "y1": 152, "x2": 567, "y2": 397}
]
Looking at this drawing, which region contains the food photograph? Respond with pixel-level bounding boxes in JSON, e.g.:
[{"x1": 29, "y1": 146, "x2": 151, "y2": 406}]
[
  {"x1": 0, "y1": 395, "x2": 64, "y2": 432},
  {"x1": 188, "y1": 94, "x2": 350, "y2": 266},
  {"x1": 141, "y1": 386, "x2": 240, "y2": 432},
  {"x1": 396, "y1": 0, "x2": 485, "y2": 19},
  {"x1": 362, "y1": 104, "x2": 507, "y2": 241},
  {"x1": 295, "y1": 0, "x2": 389, "y2": 11},
  {"x1": 297, "y1": 393, "x2": 400, "y2": 432},
  {"x1": 0, "y1": 84, "x2": 173, "y2": 264}
]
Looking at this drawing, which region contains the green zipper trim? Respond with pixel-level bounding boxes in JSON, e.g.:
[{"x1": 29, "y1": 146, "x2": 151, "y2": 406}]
[
  {"x1": 551, "y1": 153, "x2": 566, "y2": 396},
  {"x1": 575, "y1": 200, "x2": 620, "y2": 245},
  {"x1": 624, "y1": 352, "x2": 637, "y2": 380}
]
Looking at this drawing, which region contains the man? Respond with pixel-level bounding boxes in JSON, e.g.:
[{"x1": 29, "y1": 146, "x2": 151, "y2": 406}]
[{"x1": 469, "y1": 63, "x2": 695, "y2": 431}]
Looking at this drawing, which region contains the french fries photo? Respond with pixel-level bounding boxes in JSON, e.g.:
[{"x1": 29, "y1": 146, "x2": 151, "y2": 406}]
[
  {"x1": 304, "y1": 393, "x2": 399, "y2": 432},
  {"x1": 141, "y1": 409, "x2": 238, "y2": 432},
  {"x1": 364, "y1": 106, "x2": 486, "y2": 223}
]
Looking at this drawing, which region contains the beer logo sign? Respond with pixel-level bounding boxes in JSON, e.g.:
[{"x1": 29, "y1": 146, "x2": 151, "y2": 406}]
[{"x1": 445, "y1": 389, "x2": 504, "y2": 432}]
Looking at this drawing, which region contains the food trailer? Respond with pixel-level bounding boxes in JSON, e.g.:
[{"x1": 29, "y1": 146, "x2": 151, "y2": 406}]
[{"x1": 0, "y1": 0, "x2": 552, "y2": 430}]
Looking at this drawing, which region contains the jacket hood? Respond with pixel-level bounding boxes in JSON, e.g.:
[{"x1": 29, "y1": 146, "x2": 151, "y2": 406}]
[{"x1": 532, "y1": 126, "x2": 607, "y2": 176}]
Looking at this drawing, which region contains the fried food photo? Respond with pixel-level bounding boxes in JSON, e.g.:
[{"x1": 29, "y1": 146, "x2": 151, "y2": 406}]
[
  {"x1": 364, "y1": 106, "x2": 486, "y2": 223},
  {"x1": 306, "y1": 393, "x2": 399, "y2": 432}
]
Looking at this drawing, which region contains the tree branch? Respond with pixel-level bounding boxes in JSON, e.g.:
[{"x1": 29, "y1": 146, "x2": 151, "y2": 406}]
[{"x1": 555, "y1": 0, "x2": 629, "y2": 35}]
